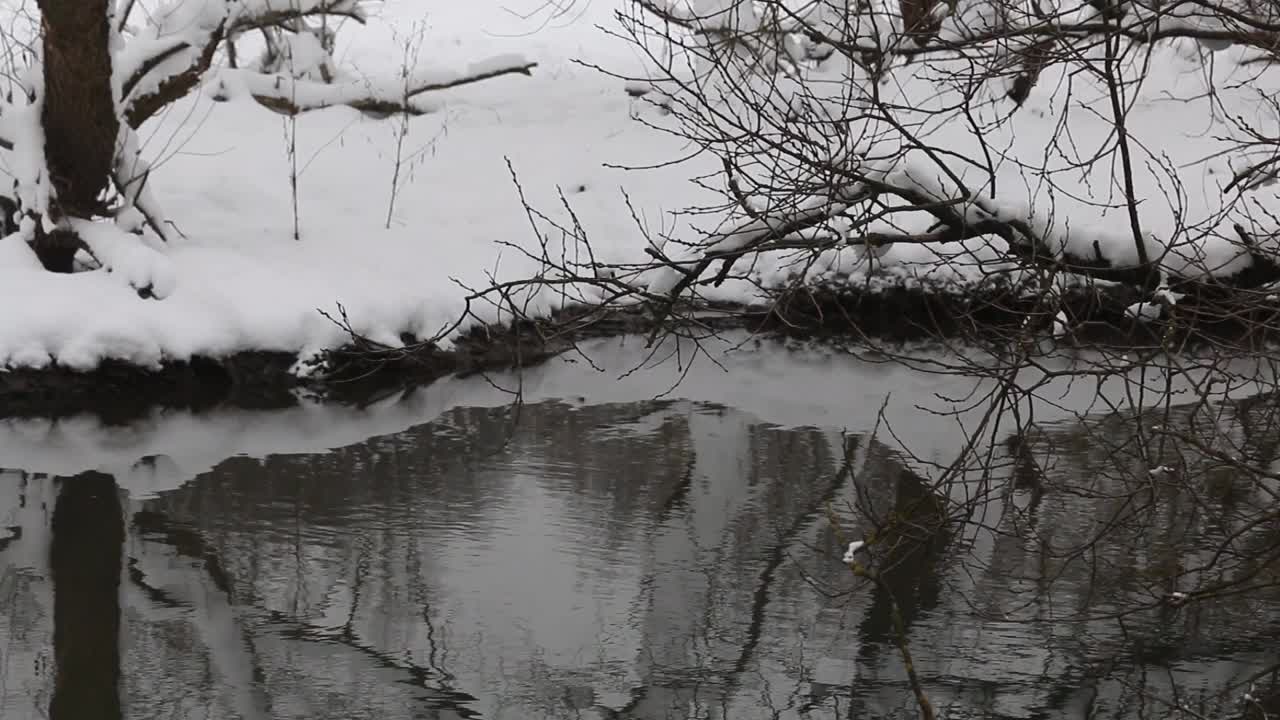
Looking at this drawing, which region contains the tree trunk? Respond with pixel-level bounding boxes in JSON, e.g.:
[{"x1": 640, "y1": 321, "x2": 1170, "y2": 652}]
[{"x1": 34, "y1": 0, "x2": 118, "y2": 271}]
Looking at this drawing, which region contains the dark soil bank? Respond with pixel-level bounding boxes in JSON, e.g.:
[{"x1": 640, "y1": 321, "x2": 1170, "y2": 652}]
[{"x1": 3, "y1": 280, "x2": 1277, "y2": 421}]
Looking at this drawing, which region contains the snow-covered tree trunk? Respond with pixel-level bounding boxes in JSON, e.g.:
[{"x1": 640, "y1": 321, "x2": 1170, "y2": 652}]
[{"x1": 35, "y1": 0, "x2": 119, "y2": 272}]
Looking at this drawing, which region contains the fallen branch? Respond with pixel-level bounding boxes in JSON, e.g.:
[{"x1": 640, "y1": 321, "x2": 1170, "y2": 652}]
[{"x1": 227, "y1": 60, "x2": 538, "y2": 116}]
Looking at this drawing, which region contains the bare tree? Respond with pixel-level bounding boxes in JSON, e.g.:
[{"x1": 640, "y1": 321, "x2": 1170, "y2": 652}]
[
  {"x1": 426, "y1": 1, "x2": 1280, "y2": 717},
  {"x1": 439, "y1": 0, "x2": 1276, "y2": 326}
]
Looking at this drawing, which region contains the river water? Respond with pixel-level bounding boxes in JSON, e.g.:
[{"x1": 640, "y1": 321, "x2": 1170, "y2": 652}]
[{"x1": 2, "y1": 336, "x2": 1277, "y2": 719}]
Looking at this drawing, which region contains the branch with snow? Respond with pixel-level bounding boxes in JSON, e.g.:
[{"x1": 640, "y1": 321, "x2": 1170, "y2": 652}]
[
  {"x1": 112, "y1": 126, "x2": 172, "y2": 242},
  {"x1": 120, "y1": 14, "x2": 228, "y2": 129},
  {"x1": 842, "y1": 540, "x2": 867, "y2": 563},
  {"x1": 634, "y1": 0, "x2": 1280, "y2": 82},
  {"x1": 228, "y1": 0, "x2": 368, "y2": 33},
  {"x1": 210, "y1": 56, "x2": 538, "y2": 116},
  {"x1": 642, "y1": 159, "x2": 1147, "y2": 301},
  {"x1": 113, "y1": 0, "x2": 536, "y2": 122},
  {"x1": 117, "y1": 0, "x2": 374, "y2": 128},
  {"x1": 620, "y1": 0, "x2": 1280, "y2": 307},
  {"x1": 633, "y1": 0, "x2": 699, "y2": 30}
]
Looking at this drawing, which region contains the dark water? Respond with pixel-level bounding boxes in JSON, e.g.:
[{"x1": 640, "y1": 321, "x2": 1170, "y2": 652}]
[{"x1": 3, "y1": 366, "x2": 1279, "y2": 718}]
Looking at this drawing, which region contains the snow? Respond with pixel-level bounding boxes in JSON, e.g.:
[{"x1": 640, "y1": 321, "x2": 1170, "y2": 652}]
[
  {"x1": 113, "y1": 125, "x2": 173, "y2": 242},
  {"x1": 114, "y1": 0, "x2": 226, "y2": 106},
  {"x1": 4, "y1": 63, "x2": 50, "y2": 227},
  {"x1": 0, "y1": 233, "x2": 40, "y2": 270},
  {"x1": 1126, "y1": 301, "x2": 1163, "y2": 321},
  {"x1": 0, "y1": 0, "x2": 719, "y2": 369},
  {"x1": 0, "y1": 0, "x2": 1277, "y2": 370},
  {"x1": 72, "y1": 220, "x2": 174, "y2": 295},
  {"x1": 842, "y1": 540, "x2": 866, "y2": 563},
  {"x1": 1052, "y1": 310, "x2": 1070, "y2": 338}
]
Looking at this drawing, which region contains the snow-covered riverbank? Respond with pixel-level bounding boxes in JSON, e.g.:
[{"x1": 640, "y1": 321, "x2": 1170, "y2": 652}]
[{"x1": 1, "y1": 0, "x2": 1277, "y2": 373}]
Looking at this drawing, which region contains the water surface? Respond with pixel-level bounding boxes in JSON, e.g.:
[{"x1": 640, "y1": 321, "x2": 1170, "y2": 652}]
[{"x1": 2, "y1": 340, "x2": 1277, "y2": 719}]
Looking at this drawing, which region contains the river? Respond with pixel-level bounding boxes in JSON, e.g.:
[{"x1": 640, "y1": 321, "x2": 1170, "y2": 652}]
[{"x1": 2, "y1": 335, "x2": 1277, "y2": 719}]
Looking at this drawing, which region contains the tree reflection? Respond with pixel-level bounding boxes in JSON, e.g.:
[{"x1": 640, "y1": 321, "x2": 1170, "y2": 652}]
[
  {"x1": 50, "y1": 472, "x2": 123, "y2": 720},
  {"x1": 5, "y1": 382, "x2": 1276, "y2": 720},
  {"x1": 855, "y1": 448, "x2": 950, "y2": 646}
]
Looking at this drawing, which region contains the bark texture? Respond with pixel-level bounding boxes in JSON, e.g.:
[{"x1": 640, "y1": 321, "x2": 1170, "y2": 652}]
[{"x1": 35, "y1": 0, "x2": 119, "y2": 270}]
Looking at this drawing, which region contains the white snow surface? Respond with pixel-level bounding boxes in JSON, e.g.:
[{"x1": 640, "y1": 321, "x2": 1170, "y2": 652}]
[
  {"x1": 1, "y1": 0, "x2": 719, "y2": 369},
  {"x1": 0, "y1": 0, "x2": 1278, "y2": 370},
  {"x1": 842, "y1": 540, "x2": 866, "y2": 563}
]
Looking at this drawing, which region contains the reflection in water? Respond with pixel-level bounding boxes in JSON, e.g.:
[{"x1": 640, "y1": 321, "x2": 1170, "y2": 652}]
[
  {"x1": 50, "y1": 473, "x2": 124, "y2": 720},
  {"x1": 1, "y1": 396, "x2": 1277, "y2": 719}
]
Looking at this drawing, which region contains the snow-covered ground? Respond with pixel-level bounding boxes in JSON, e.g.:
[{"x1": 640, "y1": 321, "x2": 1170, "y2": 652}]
[
  {"x1": 0, "y1": 0, "x2": 1277, "y2": 371},
  {"x1": 0, "y1": 0, "x2": 723, "y2": 370}
]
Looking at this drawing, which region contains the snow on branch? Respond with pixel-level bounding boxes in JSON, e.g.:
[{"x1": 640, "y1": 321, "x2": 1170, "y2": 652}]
[
  {"x1": 113, "y1": 126, "x2": 173, "y2": 242},
  {"x1": 636, "y1": 0, "x2": 823, "y2": 34},
  {"x1": 1, "y1": 72, "x2": 52, "y2": 230},
  {"x1": 639, "y1": 151, "x2": 1198, "y2": 304},
  {"x1": 229, "y1": 0, "x2": 369, "y2": 32},
  {"x1": 121, "y1": 19, "x2": 226, "y2": 129},
  {"x1": 635, "y1": 0, "x2": 1280, "y2": 78},
  {"x1": 211, "y1": 56, "x2": 538, "y2": 116},
  {"x1": 117, "y1": 0, "x2": 374, "y2": 129},
  {"x1": 634, "y1": 0, "x2": 699, "y2": 28}
]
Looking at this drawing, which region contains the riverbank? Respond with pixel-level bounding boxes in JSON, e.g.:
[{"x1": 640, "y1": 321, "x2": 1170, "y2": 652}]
[
  {"x1": 9, "y1": 272, "x2": 1280, "y2": 421},
  {"x1": 3, "y1": 1, "x2": 1278, "y2": 419}
]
